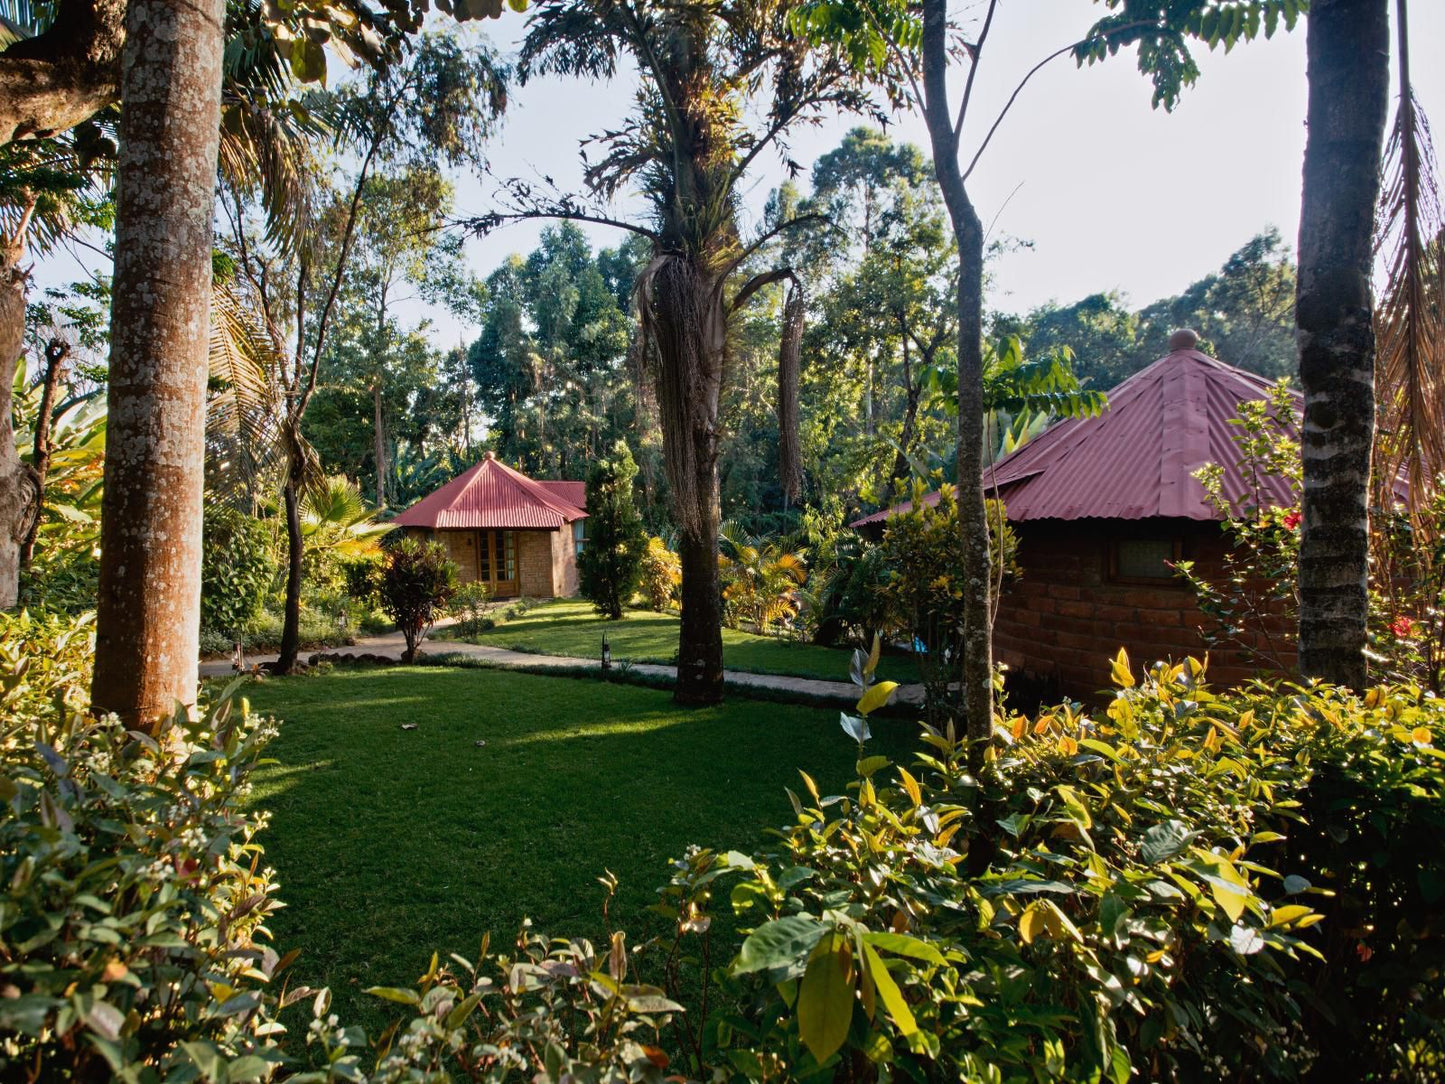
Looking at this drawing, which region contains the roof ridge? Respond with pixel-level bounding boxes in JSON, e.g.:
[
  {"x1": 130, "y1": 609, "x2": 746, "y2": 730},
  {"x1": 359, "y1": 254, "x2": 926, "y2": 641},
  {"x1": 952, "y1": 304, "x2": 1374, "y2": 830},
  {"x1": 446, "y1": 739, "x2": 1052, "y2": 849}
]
[{"x1": 488, "y1": 459, "x2": 586, "y2": 520}]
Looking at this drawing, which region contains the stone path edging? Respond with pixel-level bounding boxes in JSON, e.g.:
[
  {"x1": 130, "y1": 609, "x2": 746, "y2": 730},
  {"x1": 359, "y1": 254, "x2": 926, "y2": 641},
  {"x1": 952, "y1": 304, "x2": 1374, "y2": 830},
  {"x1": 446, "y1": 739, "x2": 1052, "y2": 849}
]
[{"x1": 199, "y1": 626, "x2": 925, "y2": 708}]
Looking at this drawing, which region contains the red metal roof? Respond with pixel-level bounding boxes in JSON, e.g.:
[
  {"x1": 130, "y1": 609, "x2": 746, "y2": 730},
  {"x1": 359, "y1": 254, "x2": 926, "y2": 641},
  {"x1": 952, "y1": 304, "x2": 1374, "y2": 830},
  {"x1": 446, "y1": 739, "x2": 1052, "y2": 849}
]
[
  {"x1": 851, "y1": 346, "x2": 1300, "y2": 527},
  {"x1": 537, "y1": 480, "x2": 587, "y2": 509},
  {"x1": 391, "y1": 455, "x2": 587, "y2": 530}
]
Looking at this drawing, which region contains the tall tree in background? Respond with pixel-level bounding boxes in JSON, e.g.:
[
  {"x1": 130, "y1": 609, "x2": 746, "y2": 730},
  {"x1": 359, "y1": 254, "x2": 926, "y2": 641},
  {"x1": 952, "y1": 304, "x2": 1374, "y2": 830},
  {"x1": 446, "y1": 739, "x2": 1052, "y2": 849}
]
[
  {"x1": 578, "y1": 440, "x2": 645, "y2": 619},
  {"x1": 1295, "y1": 0, "x2": 1389, "y2": 689},
  {"x1": 486, "y1": 0, "x2": 877, "y2": 704},
  {"x1": 225, "y1": 33, "x2": 506, "y2": 675},
  {"x1": 90, "y1": 0, "x2": 224, "y2": 725}
]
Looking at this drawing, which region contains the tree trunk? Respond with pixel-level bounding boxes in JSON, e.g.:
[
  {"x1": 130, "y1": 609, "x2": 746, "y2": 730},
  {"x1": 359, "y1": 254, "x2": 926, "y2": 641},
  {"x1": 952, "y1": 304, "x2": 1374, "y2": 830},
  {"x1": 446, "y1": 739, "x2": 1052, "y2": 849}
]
[
  {"x1": 1295, "y1": 0, "x2": 1389, "y2": 690},
  {"x1": 676, "y1": 510, "x2": 724, "y2": 704},
  {"x1": 0, "y1": 250, "x2": 39, "y2": 608},
  {"x1": 921, "y1": 0, "x2": 993, "y2": 753},
  {"x1": 373, "y1": 382, "x2": 387, "y2": 507},
  {"x1": 0, "y1": 0, "x2": 126, "y2": 145},
  {"x1": 20, "y1": 339, "x2": 71, "y2": 568},
  {"x1": 91, "y1": 0, "x2": 224, "y2": 727},
  {"x1": 642, "y1": 254, "x2": 726, "y2": 705},
  {"x1": 274, "y1": 465, "x2": 305, "y2": 673}
]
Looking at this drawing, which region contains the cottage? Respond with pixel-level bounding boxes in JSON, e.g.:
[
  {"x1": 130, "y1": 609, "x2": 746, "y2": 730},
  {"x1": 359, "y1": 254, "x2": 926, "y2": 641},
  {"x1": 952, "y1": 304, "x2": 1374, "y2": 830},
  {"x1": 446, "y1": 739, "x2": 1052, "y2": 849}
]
[
  {"x1": 391, "y1": 452, "x2": 587, "y2": 599},
  {"x1": 852, "y1": 330, "x2": 1299, "y2": 698}
]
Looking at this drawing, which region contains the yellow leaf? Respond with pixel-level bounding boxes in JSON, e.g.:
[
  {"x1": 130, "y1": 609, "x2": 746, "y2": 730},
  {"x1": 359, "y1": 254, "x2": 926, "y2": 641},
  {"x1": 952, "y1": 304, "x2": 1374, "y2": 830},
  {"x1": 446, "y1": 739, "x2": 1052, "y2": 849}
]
[
  {"x1": 799, "y1": 770, "x2": 820, "y2": 805},
  {"x1": 857, "y1": 681, "x2": 899, "y2": 716},
  {"x1": 1010, "y1": 715, "x2": 1028, "y2": 741},
  {"x1": 1110, "y1": 648, "x2": 1134, "y2": 689},
  {"x1": 1059, "y1": 735, "x2": 1078, "y2": 756},
  {"x1": 897, "y1": 767, "x2": 922, "y2": 808},
  {"x1": 1019, "y1": 905, "x2": 1046, "y2": 944},
  {"x1": 1412, "y1": 726, "x2": 1432, "y2": 745},
  {"x1": 1268, "y1": 905, "x2": 1314, "y2": 928},
  {"x1": 865, "y1": 632, "x2": 882, "y2": 677}
]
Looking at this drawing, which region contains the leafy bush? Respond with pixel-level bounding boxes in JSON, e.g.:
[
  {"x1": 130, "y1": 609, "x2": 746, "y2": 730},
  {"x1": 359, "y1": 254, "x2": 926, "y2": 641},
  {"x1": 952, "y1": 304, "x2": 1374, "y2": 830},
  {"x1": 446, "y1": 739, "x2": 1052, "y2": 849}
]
[
  {"x1": 380, "y1": 538, "x2": 457, "y2": 663},
  {"x1": 0, "y1": 612, "x2": 293, "y2": 1081},
  {"x1": 448, "y1": 580, "x2": 495, "y2": 638},
  {"x1": 343, "y1": 553, "x2": 385, "y2": 608},
  {"x1": 201, "y1": 505, "x2": 275, "y2": 636},
  {"x1": 879, "y1": 478, "x2": 1017, "y2": 724},
  {"x1": 637, "y1": 535, "x2": 680, "y2": 612},
  {"x1": 578, "y1": 441, "x2": 647, "y2": 620}
]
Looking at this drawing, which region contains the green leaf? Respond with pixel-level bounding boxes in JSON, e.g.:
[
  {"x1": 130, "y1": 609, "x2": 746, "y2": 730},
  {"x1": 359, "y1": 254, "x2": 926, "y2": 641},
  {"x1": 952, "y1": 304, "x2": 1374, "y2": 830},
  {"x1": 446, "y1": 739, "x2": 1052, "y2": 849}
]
[
  {"x1": 798, "y1": 931, "x2": 853, "y2": 1064},
  {"x1": 861, "y1": 941, "x2": 916, "y2": 1037},
  {"x1": 1141, "y1": 820, "x2": 1193, "y2": 866},
  {"x1": 862, "y1": 932, "x2": 945, "y2": 966},
  {"x1": 732, "y1": 914, "x2": 825, "y2": 978},
  {"x1": 365, "y1": 986, "x2": 421, "y2": 1006},
  {"x1": 856, "y1": 755, "x2": 890, "y2": 778}
]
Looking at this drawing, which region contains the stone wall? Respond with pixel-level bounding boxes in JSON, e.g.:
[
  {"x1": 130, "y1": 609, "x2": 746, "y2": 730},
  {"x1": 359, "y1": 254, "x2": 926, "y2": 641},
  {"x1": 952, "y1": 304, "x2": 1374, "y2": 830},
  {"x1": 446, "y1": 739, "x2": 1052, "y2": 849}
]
[{"x1": 992, "y1": 518, "x2": 1295, "y2": 699}]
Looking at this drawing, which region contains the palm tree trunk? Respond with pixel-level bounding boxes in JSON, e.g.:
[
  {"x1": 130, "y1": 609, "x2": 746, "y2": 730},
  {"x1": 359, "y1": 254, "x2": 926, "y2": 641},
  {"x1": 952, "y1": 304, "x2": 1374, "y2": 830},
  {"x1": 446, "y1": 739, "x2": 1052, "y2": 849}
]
[
  {"x1": 643, "y1": 255, "x2": 726, "y2": 705},
  {"x1": 921, "y1": 0, "x2": 993, "y2": 754},
  {"x1": 1295, "y1": 0, "x2": 1389, "y2": 689},
  {"x1": 91, "y1": 0, "x2": 224, "y2": 726}
]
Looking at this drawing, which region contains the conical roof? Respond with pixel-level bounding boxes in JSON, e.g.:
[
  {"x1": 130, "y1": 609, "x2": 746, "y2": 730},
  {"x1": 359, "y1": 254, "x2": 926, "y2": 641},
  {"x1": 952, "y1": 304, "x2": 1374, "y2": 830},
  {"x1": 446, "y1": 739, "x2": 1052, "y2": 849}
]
[
  {"x1": 851, "y1": 339, "x2": 1301, "y2": 528},
  {"x1": 391, "y1": 454, "x2": 587, "y2": 530},
  {"x1": 985, "y1": 344, "x2": 1298, "y2": 521}
]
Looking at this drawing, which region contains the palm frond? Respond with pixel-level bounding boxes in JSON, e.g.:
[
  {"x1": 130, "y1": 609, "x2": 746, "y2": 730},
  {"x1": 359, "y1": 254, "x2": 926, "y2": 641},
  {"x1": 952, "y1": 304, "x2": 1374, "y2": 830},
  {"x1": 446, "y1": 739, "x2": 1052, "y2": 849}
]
[{"x1": 1374, "y1": 85, "x2": 1445, "y2": 512}]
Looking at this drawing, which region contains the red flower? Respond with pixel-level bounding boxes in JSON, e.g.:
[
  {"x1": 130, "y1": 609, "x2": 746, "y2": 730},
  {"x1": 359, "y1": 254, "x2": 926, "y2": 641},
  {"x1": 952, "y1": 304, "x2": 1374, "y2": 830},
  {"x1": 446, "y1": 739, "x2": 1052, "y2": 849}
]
[
  {"x1": 1282, "y1": 509, "x2": 1302, "y2": 531},
  {"x1": 1391, "y1": 616, "x2": 1414, "y2": 638}
]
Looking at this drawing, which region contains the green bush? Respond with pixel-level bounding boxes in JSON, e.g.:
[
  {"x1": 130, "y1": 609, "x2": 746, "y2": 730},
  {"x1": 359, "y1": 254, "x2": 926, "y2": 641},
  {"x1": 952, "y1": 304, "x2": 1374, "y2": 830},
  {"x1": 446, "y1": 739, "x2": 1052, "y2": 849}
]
[
  {"x1": 0, "y1": 611, "x2": 292, "y2": 1081},
  {"x1": 578, "y1": 441, "x2": 646, "y2": 620},
  {"x1": 380, "y1": 538, "x2": 457, "y2": 663},
  {"x1": 201, "y1": 505, "x2": 275, "y2": 636},
  {"x1": 637, "y1": 536, "x2": 681, "y2": 612},
  {"x1": 448, "y1": 580, "x2": 494, "y2": 638}
]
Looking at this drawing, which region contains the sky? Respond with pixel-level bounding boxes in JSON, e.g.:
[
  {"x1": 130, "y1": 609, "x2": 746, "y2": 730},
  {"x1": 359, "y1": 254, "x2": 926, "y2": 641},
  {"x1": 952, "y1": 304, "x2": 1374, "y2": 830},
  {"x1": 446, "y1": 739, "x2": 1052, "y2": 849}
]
[{"x1": 34, "y1": 0, "x2": 1445, "y2": 350}]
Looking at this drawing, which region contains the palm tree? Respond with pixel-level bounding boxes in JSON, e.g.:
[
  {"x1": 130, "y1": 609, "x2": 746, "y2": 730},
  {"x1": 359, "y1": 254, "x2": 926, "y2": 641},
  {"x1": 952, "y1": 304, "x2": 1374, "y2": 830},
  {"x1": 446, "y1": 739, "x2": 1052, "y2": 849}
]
[
  {"x1": 491, "y1": 0, "x2": 880, "y2": 703},
  {"x1": 718, "y1": 522, "x2": 807, "y2": 634},
  {"x1": 1295, "y1": 0, "x2": 1390, "y2": 689}
]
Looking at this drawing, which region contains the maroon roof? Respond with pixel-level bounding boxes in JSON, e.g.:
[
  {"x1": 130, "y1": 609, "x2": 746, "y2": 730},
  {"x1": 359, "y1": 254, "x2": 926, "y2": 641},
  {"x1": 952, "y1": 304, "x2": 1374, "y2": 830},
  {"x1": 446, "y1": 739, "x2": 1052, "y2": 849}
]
[
  {"x1": 537, "y1": 480, "x2": 587, "y2": 509},
  {"x1": 852, "y1": 346, "x2": 1300, "y2": 527},
  {"x1": 391, "y1": 455, "x2": 587, "y2": 530}
]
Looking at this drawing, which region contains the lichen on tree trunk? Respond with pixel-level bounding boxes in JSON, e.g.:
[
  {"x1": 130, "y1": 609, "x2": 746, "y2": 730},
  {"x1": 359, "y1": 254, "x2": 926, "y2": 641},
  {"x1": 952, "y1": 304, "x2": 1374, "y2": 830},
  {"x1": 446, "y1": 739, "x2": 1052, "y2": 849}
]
[
  {"x1": 91, "y1": 0, "x2": 225, "y2": 727},
  {"x1": 1295, "y1": 0, "x2": 1389, "y2": 690}
]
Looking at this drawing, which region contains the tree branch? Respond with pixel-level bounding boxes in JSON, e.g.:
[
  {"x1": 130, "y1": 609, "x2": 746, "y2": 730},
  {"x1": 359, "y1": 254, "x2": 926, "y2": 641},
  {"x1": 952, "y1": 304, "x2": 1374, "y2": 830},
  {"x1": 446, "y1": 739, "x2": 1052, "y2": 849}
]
[
  {"x1": 729, "y1": 266, "x2": 797, "y2": 316},
  {"x1": 954, "y1": 0, "x2": 998, "y2": 142},
  {"x1": 0, "y1": 0, "x2": 126, "y2": 145}
]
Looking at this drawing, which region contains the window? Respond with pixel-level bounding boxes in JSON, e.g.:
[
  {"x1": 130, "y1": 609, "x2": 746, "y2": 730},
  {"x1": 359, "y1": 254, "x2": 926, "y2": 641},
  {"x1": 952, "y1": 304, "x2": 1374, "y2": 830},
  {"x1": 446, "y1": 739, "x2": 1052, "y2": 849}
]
[
  {"x1": 573, "y1": 519, "x2": 586, "y2": 555},
  {"x1": 1111, "y1": 538, "x2": 1181, "y2": 583}
]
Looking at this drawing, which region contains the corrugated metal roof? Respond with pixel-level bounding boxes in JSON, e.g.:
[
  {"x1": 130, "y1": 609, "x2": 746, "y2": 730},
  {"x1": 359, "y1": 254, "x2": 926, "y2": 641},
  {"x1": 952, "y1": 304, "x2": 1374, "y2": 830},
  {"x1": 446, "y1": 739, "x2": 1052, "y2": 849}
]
[
  {"x1": 537, "y1": 480, "x2": 587, "y2": 510},
  {"x1": 391, "y1": 455, "x2": 587, "y2": 530},
  {"x1": 851, "y1": 346, "x2": 1300, "y2": 527}
]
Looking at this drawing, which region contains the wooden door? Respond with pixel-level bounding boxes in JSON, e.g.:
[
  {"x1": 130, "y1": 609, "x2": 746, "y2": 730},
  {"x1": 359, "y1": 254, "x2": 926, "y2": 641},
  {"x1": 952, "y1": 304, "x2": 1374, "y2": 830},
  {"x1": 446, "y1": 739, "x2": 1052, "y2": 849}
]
[{"x1": 476, "y1": 529, "x2": 519, "y2": 597}]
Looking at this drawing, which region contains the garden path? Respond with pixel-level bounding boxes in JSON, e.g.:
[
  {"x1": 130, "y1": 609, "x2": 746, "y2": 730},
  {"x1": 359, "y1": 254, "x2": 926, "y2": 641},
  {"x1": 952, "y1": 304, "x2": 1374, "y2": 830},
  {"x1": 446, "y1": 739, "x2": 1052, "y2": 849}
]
[{"x1": 199, "y1": 625, "x2": 927, "y2": 707}]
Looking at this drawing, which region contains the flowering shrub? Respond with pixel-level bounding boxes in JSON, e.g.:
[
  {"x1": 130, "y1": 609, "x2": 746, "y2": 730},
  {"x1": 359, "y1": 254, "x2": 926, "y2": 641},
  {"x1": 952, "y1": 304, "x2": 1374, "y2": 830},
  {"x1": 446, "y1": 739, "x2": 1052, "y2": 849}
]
[{"x1": 637, "y1": 536, "x2": 681, "y2": 612}]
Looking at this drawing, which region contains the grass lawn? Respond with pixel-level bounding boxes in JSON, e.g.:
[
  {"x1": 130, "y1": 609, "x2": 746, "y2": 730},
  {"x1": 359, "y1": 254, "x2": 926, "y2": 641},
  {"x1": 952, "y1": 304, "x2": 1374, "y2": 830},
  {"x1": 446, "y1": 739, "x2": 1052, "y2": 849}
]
[
  {"x1": 437, "y1": 599, "x2": 922, "y2": 685},
  {"x1": 244, "y1": 665, "x2": 917, "y2": 1031}
]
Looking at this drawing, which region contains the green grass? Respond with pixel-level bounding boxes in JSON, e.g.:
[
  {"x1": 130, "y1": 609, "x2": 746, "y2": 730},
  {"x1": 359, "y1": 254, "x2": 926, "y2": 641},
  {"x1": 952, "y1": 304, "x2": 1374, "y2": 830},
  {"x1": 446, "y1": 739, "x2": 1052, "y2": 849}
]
[
  {"x1": 244, "y1": 665, "x2": 917, "y2": 1031},
  {"x1": 438, "y1": 599, "x2": 921, "y2": 684}
]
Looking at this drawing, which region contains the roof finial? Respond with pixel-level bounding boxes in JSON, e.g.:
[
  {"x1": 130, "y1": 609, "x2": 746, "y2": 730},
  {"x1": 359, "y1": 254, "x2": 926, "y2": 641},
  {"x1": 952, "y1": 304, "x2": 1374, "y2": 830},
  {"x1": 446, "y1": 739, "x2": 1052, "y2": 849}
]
[
  {"x1": 1167, "y1": 328, "x2": 1200, "y2": 352},
  {"x1": 484, "y1": 450, "x2": 496, "y2": 461}
]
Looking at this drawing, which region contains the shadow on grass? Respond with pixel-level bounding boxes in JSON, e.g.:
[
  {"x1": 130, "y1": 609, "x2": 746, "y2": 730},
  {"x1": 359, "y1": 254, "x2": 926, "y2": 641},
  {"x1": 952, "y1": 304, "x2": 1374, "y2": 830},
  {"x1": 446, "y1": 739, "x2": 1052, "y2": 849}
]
[{"x1": 244, "y1": 665, "x2": 918, "y2": 1033}]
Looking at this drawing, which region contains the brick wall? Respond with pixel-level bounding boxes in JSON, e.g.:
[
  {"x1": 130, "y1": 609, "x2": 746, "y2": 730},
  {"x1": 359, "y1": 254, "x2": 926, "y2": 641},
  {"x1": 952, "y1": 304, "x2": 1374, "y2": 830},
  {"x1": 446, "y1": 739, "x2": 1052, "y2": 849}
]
[
  {"x1": 517, "y1": 529, "x2": 556, "y2": 597},
  {"x1": 993, "y1": 518, "x2": 1296, "y2": 699}
]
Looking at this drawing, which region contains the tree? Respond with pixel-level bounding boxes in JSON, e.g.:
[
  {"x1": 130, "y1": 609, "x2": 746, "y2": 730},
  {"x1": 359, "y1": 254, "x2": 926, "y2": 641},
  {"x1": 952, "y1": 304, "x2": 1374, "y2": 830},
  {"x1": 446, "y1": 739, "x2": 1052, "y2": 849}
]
[
  {"x1": 1295, "y1": 0, "x2": 1390, "y2": 689},
  {"x1": 89, "y1": 0, "x2": 224, "y2": 725},
  {"x1": 478, "y1": 0, "x2": 877, "y2": 704},
  {"x1": 797, "y1": 0, "x2": 1301, "y2": 758},
  {"x1": 223, "y1": 33, "x2": 506, "y2": 675},
  {"x1": 578, "y1": 440, "x2": 645, "y2": 619},
  {"x1": 380, "y1": 536, "x2": 457, "y2": 663}
]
